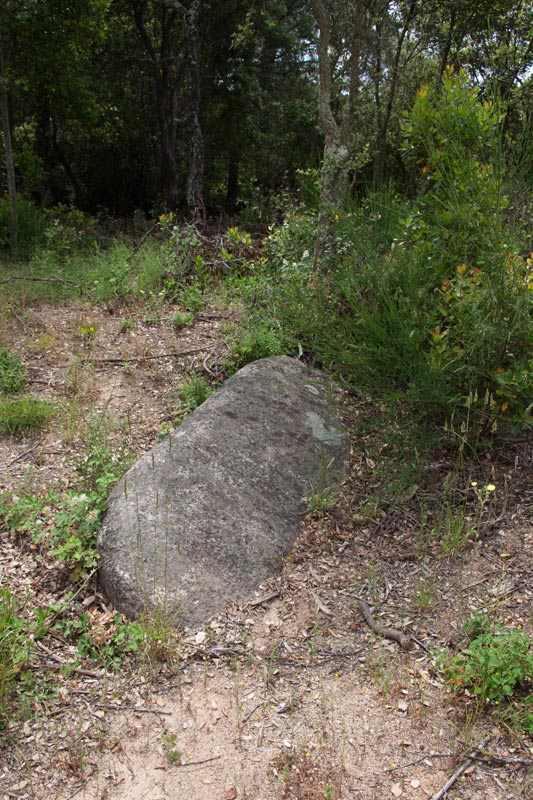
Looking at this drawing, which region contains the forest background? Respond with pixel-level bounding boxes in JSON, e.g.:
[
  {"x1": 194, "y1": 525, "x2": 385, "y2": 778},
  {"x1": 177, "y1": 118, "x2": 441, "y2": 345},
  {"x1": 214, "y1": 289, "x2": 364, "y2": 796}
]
[{"x1": 1, "y1": 0, "x2": 533, "y2": 771}]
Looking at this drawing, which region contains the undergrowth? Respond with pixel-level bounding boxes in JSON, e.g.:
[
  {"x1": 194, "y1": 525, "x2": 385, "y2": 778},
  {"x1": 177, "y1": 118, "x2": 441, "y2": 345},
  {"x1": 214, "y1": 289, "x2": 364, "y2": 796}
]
[{"x1": 439, "y1": 613, "x2": 533, "y2": 734}]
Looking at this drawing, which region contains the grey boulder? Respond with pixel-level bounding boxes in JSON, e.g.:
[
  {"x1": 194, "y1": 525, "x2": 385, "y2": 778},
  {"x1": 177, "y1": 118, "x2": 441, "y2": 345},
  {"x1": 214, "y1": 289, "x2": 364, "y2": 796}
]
[{"x1": 97, "y1": 356, "x2": 348, "y2": 627}]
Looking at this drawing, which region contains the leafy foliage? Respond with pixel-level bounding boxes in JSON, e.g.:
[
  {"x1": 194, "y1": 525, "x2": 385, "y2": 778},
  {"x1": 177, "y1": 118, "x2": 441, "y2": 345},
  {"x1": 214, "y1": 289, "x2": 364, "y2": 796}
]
[
  {"x1": 440, "y1": 613, "x2": 533, "y2": 732},
  {"x1": 0, "y1": 396, "x2": 54, "y2": 435},
  {"x1": 0, "y1": 347, "x2": 27, "y2": 395}
]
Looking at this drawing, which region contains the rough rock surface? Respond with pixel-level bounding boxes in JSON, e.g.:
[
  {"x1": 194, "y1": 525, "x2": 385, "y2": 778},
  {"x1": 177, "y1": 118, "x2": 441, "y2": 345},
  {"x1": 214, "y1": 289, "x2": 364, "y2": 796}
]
[{"x1": 98, "y1": 356, "x2": 348, "y2": 626}]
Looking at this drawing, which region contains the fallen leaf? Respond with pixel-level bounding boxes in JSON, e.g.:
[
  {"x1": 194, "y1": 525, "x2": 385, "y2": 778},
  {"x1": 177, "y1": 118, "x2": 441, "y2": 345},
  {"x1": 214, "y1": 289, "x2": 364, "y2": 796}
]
[{"x1": 391, "y1": 783, "x2": 403, "y2": 797}]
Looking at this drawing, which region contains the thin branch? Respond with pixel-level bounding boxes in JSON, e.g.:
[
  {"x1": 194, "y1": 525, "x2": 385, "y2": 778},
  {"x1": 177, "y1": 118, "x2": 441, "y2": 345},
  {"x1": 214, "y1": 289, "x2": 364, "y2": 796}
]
[
  {"x1": 359, "y1": 600, "x2": 413, "y2": 649},
  {"x1": 0, "y1": 275, "x2": 81, "y2": 288},
  {"x1": 178, "y1": 754, "x2": 221, "y2": 768},
  {"x1": 430, "y1": 737, "x2": 491, "y2": 800},
  {"x1": 91, "y1": 347, "x2": 210, "y2": 365}
]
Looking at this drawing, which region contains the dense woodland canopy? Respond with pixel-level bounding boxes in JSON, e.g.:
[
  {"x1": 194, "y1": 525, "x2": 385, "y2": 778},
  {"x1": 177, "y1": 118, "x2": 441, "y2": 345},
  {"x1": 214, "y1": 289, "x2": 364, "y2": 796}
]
[{"x1": 1, "y1": 0, "x2": 533, "y2": 220}]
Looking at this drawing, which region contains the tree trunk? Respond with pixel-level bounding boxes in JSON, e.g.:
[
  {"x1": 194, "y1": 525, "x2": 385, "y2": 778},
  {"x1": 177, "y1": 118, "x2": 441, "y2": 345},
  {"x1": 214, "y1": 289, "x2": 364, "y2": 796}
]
[
  {"x1": 373, "y1": 0, "x2": 417, "y2": 188},
  {"x1": 184, "y1": 0, "x2": 206, "y2": 225},
  {"x1": 312, "y1": 0, "x2": 363, "y2": 270},
  {"x1": 131, "y1": 0, "x2": 181, "y2": 210},
  {"x1": 225, "y1": 150, "x2": 239, "y2": 215},
  {"x1": 0, "y1": 44, "x2": 17, "y2": 254},
  {"x1": 52, "y1": 125, "x2": 84, "y2": 208}
]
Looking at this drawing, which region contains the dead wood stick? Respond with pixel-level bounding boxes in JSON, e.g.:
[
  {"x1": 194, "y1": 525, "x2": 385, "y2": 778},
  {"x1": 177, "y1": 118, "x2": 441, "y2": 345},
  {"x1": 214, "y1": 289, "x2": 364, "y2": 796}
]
[
  {"x1": 471, "y1": 754, "x2": 533, "y2": 768},
  {"x1": 429, "y1": 737, "x2": 491, "y2": 800},
  {"x1": 247, "y1": 590, "x2": 280, "y2": 608},
  {"x1": 95, "y1": 702, "x2": 173, "y2": 716},
  {"x1": 178, "y1": 755, "x2": 221, "y2": 768},
  {"x1": 0, "y1": 274, "x2": 80, "y2": 288},
  {"x1": 6, "y1": 439, "x2": 43, "y2": 467},
  {"x1": 386, "y1": 753, "x2": 455, "y2": 772},
  {"x1": 91, "y1": 347, "x2": 209, "y2": 365},
  {"x1": 358, "y1": 600, "x2": 412, "y2": 649}
]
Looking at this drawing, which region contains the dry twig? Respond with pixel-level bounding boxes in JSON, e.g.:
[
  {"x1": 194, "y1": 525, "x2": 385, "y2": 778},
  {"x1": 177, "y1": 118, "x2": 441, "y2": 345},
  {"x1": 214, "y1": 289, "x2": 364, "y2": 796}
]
[
  {"x1": 358, "y1": 600, "x2": 412, "y2": 649},
  {"x1": 429, "y1": 737, "x2": 491, "y2": 800}
]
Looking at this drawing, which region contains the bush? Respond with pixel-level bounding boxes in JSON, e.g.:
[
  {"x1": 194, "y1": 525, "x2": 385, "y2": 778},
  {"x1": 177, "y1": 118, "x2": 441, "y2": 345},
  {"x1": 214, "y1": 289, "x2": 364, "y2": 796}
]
[
  {"x1": 0, "y1": 396, "x2": 54, "y2": 435},
  {"x1": 0, "y1": 347, "x2": 27, "y2": 395},
  {"x1": 0, "y1": 588, "x2": 34, "y2": 727},
  {"x1": 440, "y1": 613, "x2": 533, "y2": 732},
  {"x1": 276, "y1": 72, "x2": 533, "y2": 444},
  {"x1": 0, "y1": 198, "x2": 47, "y2": 258}
]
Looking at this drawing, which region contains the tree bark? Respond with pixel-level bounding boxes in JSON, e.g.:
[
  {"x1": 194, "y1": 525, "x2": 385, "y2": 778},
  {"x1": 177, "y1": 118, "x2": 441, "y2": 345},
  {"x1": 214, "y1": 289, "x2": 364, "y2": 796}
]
[
  {"x1": 131, "y1": 0, "x2": 183, "y2": 210},
  {"x1": 184, "y1": 0, "x2": 206, "y2": 225},
  {"x1": 373, "y1": 0, "x2": 418, "y2": 188},
  {"x1": 225, "y1": 150, "x2": 239, "y2": 215},
  {"x1": 312, "y1": 0, "x2": 363, "y2": 270},
  {"x1": 0, "y1": 43, "x2": 17, "y2": 254}
]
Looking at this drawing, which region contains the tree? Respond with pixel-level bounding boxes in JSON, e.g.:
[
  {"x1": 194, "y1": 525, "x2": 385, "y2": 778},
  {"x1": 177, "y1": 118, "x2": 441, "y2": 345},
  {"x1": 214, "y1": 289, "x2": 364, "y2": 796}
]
[
  {"x1": 0, "y1": 42, "x2": 17, "y2": 252},
  {"x1": 312, "y1": 0, "x2": 365, "y2": 268}
]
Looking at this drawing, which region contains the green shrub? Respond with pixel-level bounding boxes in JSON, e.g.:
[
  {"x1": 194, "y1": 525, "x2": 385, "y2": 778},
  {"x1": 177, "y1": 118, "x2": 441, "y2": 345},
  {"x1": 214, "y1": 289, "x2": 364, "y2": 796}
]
[
  {"x1": 284, "y1": 72, "x2": 533, "y2": 444},
  {"x1": 172, "y1": 310, "x2": 194, "y2": 330},
  {"x1": 0, "y1": 396, "x2": 54, "y2": 435},
  {"x1": 0, "y1": 587, "x2": 34, "y2": 727},
  {"x1": 227, "y1": 324, "x2": 287, "y2": 374},
  {"x1": 177, "y1": 374, "x2": 212, "y2": 416},
  {"x1": 440, "y1": 613, "x2": 533, "y2": 732},
  {"x1": 0, "y1": 347, "x2": 27, "y2": 395},
  {"x1": 0, "y1": 198, "x2": 48, "y2": 258}
]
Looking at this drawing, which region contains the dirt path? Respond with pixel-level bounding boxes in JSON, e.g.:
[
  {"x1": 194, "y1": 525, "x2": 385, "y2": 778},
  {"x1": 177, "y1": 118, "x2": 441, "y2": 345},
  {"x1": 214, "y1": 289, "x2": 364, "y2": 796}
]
[{"x1": 1, "y1": 303, "x2": 532, "y2": 800}]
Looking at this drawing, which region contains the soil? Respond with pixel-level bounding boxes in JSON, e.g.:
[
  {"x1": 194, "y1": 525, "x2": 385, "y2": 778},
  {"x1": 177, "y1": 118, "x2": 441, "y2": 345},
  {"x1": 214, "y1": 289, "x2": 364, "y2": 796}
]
[{"x1": 0, "y1": 300, "x2": 532, "y2": 800}]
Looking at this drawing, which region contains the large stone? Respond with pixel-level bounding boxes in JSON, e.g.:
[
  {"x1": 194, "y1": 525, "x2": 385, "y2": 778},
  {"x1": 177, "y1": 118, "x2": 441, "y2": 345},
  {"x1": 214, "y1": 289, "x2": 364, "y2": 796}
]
[{"x1": 97, "y1": 356, "x2": 348, "y2": 627}]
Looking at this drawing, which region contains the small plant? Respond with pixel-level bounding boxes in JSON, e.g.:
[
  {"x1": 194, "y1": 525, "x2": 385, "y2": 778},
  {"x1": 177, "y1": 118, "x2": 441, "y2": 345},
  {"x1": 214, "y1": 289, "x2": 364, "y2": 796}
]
[
  {"x1": 119, "y1": 318, "x2": 135, "y2": 332},
  {"x1": 439, "y1": 613, "x2": 533, "y2": 733},
  {"x1": 171, "y1": 310, "x2": 193, "y2": 330},
  {"x1": 227, "y1": 324, "x2": 285, "y2": 374},
  {"x1": 79, "y1": 321, "x2": 98, "y2": 340},
  {"x1": 433, "y1": 504, "x2": 476, "y2": 557},
  {"x1": 156, "y1": 420, "x2": 174, "y2": 440},
  {"x1": 0, "y1": 587, "x2": 34, "y2": 727},
  {"x1": 307, "y1": 485, "x2": 339, "y2": 513},
  {"x1": 180, "y1": 284, "x2": 204, "y2": 312},
  {"x1": 159, "y1": 730, "x2": 182, "y2": 765},
  {"x1": 270, "y1": 744, "x2": 343, "y2": 800},
  {"x1": 177, "y1": 374, "x2": 212, "y2": 417},
  {"x1": 414, "y1": 577, "x2": 437, "y2": 611},
  {"x1": 0, "y1": 347, "x2": 27, "y2": 395},
  {"x1": 0, "y1": 396, "x2": 54, "y2": 435}
]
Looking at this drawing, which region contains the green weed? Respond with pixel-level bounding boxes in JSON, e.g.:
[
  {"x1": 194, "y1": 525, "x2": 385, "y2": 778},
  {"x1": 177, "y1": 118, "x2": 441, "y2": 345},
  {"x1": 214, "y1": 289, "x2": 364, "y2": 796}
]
[
  {"x1": 177, "y1": 374, "x2": 212, "y2": 417},
  {"x1": 0, "y1": 347, "x2": 27, "y2": 395},
  {"x1": 307, "y1": 485, "x2": 339, "y2": 513},
  {"x1": 439, "y1": 613, "x2": 533, "y2": 733},
  {"x1": 0, "y1": 396, "x2": 54, "y2": 435},
  {"x1": 159, "y1": 730, "x2": 182, "y2": 765},
  {"x1": 0, "y1": 587, "x2": 34, "y2": 727},
  {"x1": 172, "y1": 310, "x2": 193, "y2": 330}
]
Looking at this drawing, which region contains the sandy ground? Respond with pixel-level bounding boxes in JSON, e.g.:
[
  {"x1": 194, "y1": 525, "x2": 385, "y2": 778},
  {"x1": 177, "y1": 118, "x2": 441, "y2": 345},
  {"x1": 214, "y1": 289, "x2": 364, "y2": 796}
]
[{"x1": 1, "y1": 301, "x2": 532, "y2": 800}]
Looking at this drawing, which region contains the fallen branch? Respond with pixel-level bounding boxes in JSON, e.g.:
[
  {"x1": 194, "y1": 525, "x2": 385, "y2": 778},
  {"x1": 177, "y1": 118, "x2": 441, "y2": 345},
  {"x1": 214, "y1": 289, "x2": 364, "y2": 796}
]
[
  {"x1": 358, "y1": 600, "x2": 412, "y2": 649},
  {"x1": 386, "y1": 753, "x2": 455, "y2": 772},
  {"x1": 429, "y1": 737, "x2": 491, "y2": 800},
  {"x1": 95, "y1": 703, "x2": 173, "y2": 716},
  {"x1": 0, "y1": 274, "x2": 81, "y2": 288},
  {"x1": 472, "y1": 754, "x2": 533, "y2": 768},
  {"x1": 178, "y1": 755, "x2": 221, "y2": 768},
  {"x1": 247, "y1": 590, "x2": 280, "y2": 608},
  {"x1": 6, "y1": 439, "x2": 43, "y2": 467},
  {"x1": 91, "y1": 347, "x2": 209, "y2": 365}
]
